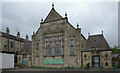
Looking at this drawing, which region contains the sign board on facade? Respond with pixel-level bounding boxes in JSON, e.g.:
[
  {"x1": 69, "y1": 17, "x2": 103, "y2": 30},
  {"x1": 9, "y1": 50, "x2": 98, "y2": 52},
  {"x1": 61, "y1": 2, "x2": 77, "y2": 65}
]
[
  {"x1": 88, "y1": 58, "x2": 91, "y2": 61},
  {"x1": 44, "y1": 59, "x2": 63, "y2": 64}
]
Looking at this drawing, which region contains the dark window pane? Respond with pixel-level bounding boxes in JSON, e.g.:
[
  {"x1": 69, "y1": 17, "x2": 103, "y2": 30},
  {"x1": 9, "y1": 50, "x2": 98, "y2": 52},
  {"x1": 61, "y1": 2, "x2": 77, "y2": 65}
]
[
  {"x1": 11, "y1": 42, "x2": 13, "y2": 48},
  {"x1": 55, "y1": 47, "x2": 61, "y2": 56},
  {"x1": 84, "y1": 54, "x2": 87, "y2": 58},
  {"x1": 106, "y1": 62, "x2": 108, "y2": 66},
  {"x1": 46, "y1": 48, "x2": 52, "y2": 56},
  {"x1": 36, "y1": 43, "x2": 39, "y2": 56}
]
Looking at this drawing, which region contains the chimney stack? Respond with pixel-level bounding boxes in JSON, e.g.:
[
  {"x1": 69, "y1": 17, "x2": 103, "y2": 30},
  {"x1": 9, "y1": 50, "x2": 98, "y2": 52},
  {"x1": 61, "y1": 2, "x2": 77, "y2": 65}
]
[
  {"x1": 33, "y1": 32, "x2": 35, "y2": 35},
  {"x1": 26, "y1": 35, "x2": 29, "y2": 40},
  {"x1": 17, "y1": 32, "x2": 20, "y2": 38},
  {"x1": 77, "y1": 23, "x2": 79, "y2": 28},
  {"x1": 6, "y1": 28, "x2": 10, "y2": 34},
  {"x1": 102, "y1": 31, "x2": 103, "y2": 35},
  {"x1": 88, "y1": 32, "x2": 90, "y2": 37}
]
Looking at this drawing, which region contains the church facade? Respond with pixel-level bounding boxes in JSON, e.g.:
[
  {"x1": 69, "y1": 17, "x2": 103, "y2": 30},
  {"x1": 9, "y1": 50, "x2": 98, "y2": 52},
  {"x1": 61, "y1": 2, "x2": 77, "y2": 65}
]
[{"x1": 32, "y1": 4, "x2": 112, "y2": 68}]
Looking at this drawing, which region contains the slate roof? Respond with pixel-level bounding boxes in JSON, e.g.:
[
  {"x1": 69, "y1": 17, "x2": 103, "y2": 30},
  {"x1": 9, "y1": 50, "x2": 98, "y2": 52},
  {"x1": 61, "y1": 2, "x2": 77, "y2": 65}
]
[
  {"x1": 44, "y1": 7, "x2": 63, "y2": 22},
  {"x1": 1, "y1": 31, "x2": 25, "y2": 42},
  {"x1": 83, "y1": 34, "x2": 111, "y2": 51},
  {"x1": 1, "y1": 31, "x2": 32, "y2": 54}
]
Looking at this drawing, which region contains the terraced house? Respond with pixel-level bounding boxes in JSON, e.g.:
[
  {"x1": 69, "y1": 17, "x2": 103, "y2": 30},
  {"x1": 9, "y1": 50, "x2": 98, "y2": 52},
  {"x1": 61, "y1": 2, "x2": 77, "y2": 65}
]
[{"x1": 0, "y1": 28, "x2": 32, "y2": 67}]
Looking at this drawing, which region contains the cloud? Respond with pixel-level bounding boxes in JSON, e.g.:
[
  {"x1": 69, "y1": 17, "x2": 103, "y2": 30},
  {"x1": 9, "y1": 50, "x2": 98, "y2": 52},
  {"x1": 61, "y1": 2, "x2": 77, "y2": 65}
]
[{"x1": 2, "y1": 2, "x2": 118, "y2": 47}]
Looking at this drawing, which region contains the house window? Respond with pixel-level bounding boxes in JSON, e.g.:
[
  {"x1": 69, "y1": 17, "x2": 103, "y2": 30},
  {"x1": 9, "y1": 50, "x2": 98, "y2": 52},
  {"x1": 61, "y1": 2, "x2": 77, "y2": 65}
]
[
  {"x1": 11, "y1": 42, "x2": 13, "y2": 48},
  {"x1": 92, "y1": 51, "x2": 95, "y2": 55},
  {"x1": 105, "y1": 62, "x2": 108, "y2": 66},
  {"x1": 4, "y1": 45, "x2": 6, "y2": 48},
  {"x1": 29, "y1": 57, "x2": 31, "y2": 60},
  {"x1": 46, "y1": 47, "x2": 52, "y2": 56},
  {"x1": 19, "y1": 57, "x2": 20, "y2": 61},
  {"x1": 105, "y1": 54, "x2": 108, "y2": 58},
  {"x1": 84, "y1": 54, "x2": 87, "y2": 59},
  {"x1": 96, "y1": 51, "x2": 99, "y2": 54},
  {"x1": 36, "y1": 43, "x2": 39, "y2": 49},
  {"x1": 55, "y1": 47, "x2": 61, "y2": 56}
]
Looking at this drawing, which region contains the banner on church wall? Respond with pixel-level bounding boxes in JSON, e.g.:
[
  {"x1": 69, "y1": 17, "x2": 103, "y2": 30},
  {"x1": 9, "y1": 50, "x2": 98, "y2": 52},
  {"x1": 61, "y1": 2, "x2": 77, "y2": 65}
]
[{"x1": 44, "y1": 59, "x2": 63, "y2": 64}]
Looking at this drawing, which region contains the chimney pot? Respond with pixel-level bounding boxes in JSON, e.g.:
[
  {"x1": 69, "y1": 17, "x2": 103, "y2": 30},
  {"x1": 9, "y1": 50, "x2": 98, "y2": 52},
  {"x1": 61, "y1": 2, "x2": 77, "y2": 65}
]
[
  {"x1": 88, "y1": 32, "x2": 90, "y2": 36},
  {"x1": 102, "y1": 31, "x2": 103, "y2": 34},
  {"x1": 26, "y1": 35, "x2": 29, "y2": 40},
  {"x1": 17, "y1": 32, "x2": 20, "y2": 38},
  {"x1": 6, "y1": 28, "x2": 10, "y2": 34}
]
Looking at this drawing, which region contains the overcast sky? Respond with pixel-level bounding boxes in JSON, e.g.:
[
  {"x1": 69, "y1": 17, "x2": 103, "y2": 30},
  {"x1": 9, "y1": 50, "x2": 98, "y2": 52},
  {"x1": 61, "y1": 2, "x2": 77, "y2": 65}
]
[{"x1": 2, "y1": 2, "x2": 118, "y2": 47}]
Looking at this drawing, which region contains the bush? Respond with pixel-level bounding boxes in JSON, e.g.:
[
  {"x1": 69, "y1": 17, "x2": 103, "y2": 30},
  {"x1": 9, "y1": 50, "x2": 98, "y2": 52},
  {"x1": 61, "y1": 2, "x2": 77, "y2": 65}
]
[{"x1": 71, "y1": 66, "x2": 75, "y2": 69}]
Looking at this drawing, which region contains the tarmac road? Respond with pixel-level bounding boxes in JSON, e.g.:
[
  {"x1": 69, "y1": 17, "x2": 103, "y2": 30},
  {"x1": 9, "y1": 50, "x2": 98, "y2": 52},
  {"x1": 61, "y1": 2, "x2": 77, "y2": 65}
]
[{"x1": 2, "y1": 68, "x2": 120, "y2": 73}]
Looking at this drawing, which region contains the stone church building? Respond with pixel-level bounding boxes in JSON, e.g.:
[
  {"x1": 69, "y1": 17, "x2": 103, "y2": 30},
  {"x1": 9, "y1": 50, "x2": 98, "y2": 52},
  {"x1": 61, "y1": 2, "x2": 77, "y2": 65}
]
[{"x1": 32, "y1": 4, "x2": 112, "y2": 68}]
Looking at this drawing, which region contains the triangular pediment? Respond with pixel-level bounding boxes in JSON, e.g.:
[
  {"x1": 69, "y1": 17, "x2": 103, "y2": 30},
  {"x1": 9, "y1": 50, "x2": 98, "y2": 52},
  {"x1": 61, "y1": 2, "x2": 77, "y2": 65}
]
[{"x1": 44, "y1": 8, "x2": 63, "y2": 22}]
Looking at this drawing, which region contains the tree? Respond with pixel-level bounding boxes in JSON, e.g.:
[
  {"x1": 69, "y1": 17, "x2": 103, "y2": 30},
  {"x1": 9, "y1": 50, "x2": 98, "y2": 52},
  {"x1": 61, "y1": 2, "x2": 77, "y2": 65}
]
[{"x1": 112, "y1": 46, "x2": 120, "y2": 54}]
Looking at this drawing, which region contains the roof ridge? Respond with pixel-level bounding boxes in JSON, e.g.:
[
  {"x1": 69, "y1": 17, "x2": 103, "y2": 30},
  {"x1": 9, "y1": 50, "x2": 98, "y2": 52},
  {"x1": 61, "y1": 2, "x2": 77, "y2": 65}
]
[
  {"x1": 89, "y1": 34, "x2": 103, "y2": 37},
  {"x1": 44, "y1": 7, "x2": 63, "y2": 22}
]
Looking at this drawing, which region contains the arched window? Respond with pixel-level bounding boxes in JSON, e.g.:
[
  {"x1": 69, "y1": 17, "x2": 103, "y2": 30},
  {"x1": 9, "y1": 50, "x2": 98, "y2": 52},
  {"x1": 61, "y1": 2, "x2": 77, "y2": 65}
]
[{"x1": 71, "y1": 39, "x2": 74, "y2": 45}]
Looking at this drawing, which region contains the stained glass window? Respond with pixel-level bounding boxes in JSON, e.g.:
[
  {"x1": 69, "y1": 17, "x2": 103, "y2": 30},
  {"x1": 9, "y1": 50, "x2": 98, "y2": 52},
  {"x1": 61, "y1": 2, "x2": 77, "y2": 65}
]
[
  {"x1": 58, "y1": 36, "x2": 61, "y2": 40},
  {"x1": 55, "y1": 37, "x2": 57, "y2": 40}
]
